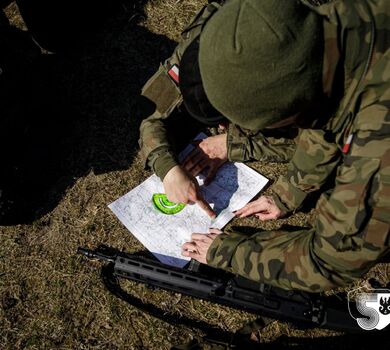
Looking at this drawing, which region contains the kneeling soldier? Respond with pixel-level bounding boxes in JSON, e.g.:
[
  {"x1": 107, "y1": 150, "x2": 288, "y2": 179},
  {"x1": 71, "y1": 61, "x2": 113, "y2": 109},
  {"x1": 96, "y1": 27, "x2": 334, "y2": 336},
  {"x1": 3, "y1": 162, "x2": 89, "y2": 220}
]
[{"x1": 139, "y1": 0, "x2": 390, "y2": 292}]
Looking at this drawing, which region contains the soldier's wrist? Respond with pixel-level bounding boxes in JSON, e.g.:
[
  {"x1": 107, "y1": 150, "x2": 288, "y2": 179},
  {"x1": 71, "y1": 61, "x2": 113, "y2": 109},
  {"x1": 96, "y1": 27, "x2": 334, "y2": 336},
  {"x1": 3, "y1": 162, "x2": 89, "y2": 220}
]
[
  {"x1": 272, "y1": 174, "x2": 311, "y2": 212},
  {"x1": 153, "y1": 153, "x2": 179, "y2": 181},
  {"x1": 227, "y1": 123, "x2": 247, "y2": 162},
  {"x1": 271, "y1": 193, "x2": 291, "y2": 215}
]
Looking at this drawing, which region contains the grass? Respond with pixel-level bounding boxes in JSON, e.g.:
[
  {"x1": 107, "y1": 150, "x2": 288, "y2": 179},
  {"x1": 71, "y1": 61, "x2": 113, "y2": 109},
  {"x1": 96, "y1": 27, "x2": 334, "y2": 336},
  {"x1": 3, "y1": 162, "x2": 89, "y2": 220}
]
[{"x1": 0, "y1": 1, "x2": 389, "y2": 349}]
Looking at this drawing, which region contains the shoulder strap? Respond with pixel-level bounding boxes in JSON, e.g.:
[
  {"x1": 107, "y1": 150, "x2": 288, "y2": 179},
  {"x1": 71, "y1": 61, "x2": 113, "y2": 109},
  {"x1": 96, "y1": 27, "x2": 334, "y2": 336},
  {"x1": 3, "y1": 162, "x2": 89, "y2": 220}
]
[{"x1": 101, "y1": 263, "x2": 266, "y2": 349}]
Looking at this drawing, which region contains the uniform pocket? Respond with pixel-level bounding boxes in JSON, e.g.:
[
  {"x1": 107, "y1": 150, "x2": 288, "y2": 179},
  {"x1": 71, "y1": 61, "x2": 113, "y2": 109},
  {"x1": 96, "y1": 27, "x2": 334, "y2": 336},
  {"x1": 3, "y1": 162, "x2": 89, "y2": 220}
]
[
  {"x1": 141, "y1": 66, "x2": 181, "y2": 117},
  {"x1": 315, "y1": 156, "x2": 381, "y2": 251}
]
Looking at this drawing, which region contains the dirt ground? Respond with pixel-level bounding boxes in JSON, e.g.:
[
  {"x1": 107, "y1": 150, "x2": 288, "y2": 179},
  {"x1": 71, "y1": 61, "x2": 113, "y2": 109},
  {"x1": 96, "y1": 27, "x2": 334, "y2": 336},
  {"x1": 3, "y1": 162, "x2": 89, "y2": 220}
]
[{"x1": 0, "y1": 1, "x2": 389, "y2": 349}]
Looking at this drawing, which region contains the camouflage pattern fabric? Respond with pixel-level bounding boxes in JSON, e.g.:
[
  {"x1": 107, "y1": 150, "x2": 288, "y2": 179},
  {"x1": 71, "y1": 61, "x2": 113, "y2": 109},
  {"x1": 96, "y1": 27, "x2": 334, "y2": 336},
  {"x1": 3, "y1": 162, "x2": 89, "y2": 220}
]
[
  {"x1": 138, "y1": 1, "x2": 296, "y2": 180},
  {"x1": 227, "y1": 123, "x2": 296, "y2": 163},
  {"x1": 139, "y1": 2, "x2": 220, "y2": 180},
  {"x1": 207, "y1": 0, "x2": 390, "y2": 292}
]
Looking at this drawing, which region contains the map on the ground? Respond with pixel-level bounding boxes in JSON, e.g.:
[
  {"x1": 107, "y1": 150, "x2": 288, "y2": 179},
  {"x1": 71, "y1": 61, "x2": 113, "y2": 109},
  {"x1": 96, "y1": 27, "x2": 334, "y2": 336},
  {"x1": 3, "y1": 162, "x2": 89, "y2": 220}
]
[{"x1": 108, "y1": 133, "x2": 268, "y2": 268}]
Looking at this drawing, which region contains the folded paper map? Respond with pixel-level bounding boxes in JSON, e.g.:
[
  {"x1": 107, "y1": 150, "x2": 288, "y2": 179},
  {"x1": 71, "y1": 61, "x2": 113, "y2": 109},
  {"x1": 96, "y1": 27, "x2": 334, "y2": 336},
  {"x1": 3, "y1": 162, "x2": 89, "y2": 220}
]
[{"x1": 109, "y1": 133, "x2": 268, "y2": 267}]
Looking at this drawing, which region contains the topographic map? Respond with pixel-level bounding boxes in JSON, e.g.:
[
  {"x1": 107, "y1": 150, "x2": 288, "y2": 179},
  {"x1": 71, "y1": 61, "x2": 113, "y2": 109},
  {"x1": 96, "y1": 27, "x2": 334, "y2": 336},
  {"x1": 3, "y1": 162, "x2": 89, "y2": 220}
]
[{"x1": 109, "y1": 134, "x2": 268, "y2": 267}]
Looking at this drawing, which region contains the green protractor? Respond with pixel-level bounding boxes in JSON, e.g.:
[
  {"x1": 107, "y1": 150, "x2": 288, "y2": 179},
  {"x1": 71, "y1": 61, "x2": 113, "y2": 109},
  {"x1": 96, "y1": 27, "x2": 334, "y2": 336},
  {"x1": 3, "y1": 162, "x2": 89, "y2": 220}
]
[{"x1": 152, "y1": 193, "x2": 186, "y2": 215}]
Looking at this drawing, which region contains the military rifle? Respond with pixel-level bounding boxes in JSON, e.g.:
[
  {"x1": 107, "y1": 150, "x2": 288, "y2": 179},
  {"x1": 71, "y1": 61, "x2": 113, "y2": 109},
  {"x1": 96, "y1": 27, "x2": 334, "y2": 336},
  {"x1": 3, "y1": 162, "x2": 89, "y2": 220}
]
[{"x1": 77, "y1": 245, "x2": 364, "y2": 335}]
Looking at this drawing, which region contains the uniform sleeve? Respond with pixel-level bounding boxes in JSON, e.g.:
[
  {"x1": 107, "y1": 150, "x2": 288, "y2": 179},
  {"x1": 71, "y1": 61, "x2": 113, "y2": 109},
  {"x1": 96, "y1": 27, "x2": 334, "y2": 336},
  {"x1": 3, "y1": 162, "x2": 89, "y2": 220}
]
[
  {"x1": 227, "y1": 123, "x2": 296, "y2": 163},
  {"x1": 272, "y1": 128, "x2": 340, "y2": 213},
  {"x1": 138, "y1": 63, "x2": 182, "y2": 180},
  {"x1": 138, "y1": 22, "x2": 195, "y2": 181},
  {"x1": 139, "y1": 2, "x2": 221, "y2": 180},
  {"x1": 207, "y1": 156, "x2": 389, "y2": 292},
  {"x1": 207, "y1": 105, "x2": 390, "y2": 292}
]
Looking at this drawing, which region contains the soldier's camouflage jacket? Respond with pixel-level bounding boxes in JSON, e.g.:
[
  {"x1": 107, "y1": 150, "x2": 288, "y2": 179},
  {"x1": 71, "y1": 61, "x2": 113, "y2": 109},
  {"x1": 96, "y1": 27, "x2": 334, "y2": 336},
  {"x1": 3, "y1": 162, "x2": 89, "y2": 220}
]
[
  {"x1": 139, "y1": 2, "x2": 296, "y2": 181},
  {"x1": 139, "y1": 0, "x2": 390, "y2": 292},
  {"x1": 208, "y1": 0, "x2": 390, "y2": 292}
]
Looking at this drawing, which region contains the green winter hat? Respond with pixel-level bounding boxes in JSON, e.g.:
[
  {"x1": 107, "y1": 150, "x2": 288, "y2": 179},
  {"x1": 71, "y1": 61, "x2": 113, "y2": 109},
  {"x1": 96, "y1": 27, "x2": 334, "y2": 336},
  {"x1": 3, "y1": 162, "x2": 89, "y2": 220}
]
[{"x1": 199, "y1": 0, "x2": 323, "y2": 130}]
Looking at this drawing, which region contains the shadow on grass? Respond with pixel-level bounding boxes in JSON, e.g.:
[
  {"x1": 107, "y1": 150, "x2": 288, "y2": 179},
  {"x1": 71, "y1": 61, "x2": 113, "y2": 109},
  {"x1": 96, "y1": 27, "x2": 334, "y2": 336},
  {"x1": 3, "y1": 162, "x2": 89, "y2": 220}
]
[{"x1": 0, "y1": 0, "x2": 176, "y2": 225}]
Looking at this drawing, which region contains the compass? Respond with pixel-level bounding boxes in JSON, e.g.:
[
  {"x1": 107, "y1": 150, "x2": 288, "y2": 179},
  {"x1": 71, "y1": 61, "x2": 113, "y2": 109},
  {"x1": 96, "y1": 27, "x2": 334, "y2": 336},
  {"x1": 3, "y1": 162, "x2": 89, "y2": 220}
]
[{"x1": 152, "y1": 193, "x2": 186, "y2": 215}]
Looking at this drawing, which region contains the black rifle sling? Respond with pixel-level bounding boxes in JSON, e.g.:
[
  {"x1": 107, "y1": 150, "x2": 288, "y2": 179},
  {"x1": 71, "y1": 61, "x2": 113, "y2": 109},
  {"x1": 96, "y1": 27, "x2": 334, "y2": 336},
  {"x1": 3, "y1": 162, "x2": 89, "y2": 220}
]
[{"x1": 101, "y1": 263, "x2": 270, "y2": 349}]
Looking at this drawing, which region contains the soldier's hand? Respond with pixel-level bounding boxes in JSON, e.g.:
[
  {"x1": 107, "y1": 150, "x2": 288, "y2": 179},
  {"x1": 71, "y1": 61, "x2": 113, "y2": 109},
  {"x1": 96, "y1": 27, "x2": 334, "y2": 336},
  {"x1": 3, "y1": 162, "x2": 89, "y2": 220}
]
[
  {"x1": 163, "y1": 165, "x2": 216, "y2": 218},
  {"x1": 181, "y1": 228, "x2": 223, "y2": 264},
  {"x1": 183, "y1": 134, "x2": 228, "y2": 185},
  {"x1": 234, "y1": 196, "x2": 285, "y2": 221}
]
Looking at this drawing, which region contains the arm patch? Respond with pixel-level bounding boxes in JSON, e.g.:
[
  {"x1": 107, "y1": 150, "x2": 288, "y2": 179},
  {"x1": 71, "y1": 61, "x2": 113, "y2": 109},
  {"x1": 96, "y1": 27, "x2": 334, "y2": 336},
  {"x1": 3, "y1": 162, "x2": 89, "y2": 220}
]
[{"x1": 142, "y1": 69, "x2": 181, "y2": 116}]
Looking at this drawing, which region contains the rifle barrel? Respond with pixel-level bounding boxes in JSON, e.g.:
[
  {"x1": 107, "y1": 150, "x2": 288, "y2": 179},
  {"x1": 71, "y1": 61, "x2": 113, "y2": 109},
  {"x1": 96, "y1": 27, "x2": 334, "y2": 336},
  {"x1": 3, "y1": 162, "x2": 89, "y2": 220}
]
[{"x1": 77, "y1": 247, "x2": 115, "y2": 263}]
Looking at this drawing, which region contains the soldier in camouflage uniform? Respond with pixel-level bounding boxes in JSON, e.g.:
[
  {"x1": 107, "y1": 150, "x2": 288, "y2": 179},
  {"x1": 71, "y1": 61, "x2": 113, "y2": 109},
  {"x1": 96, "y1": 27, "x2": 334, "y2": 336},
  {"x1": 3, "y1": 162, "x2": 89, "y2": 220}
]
[
  {"x1": 139, "y1": 0, "x2": 390, "y2": 292},
  {"x1": 139, "y1": 1, "x2": 297, "y2": 218}
]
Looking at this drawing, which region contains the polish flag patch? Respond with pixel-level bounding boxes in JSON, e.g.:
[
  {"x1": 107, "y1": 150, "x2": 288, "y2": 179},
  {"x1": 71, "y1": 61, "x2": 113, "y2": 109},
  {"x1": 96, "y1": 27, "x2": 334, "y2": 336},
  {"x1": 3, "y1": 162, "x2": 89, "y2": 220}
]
[
  {"x1": 342, "y1": 133, "x2": 354, "y2": 154},
  {"x1": 168, "y1": 64, "x2": 179, "y2": 84}
]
